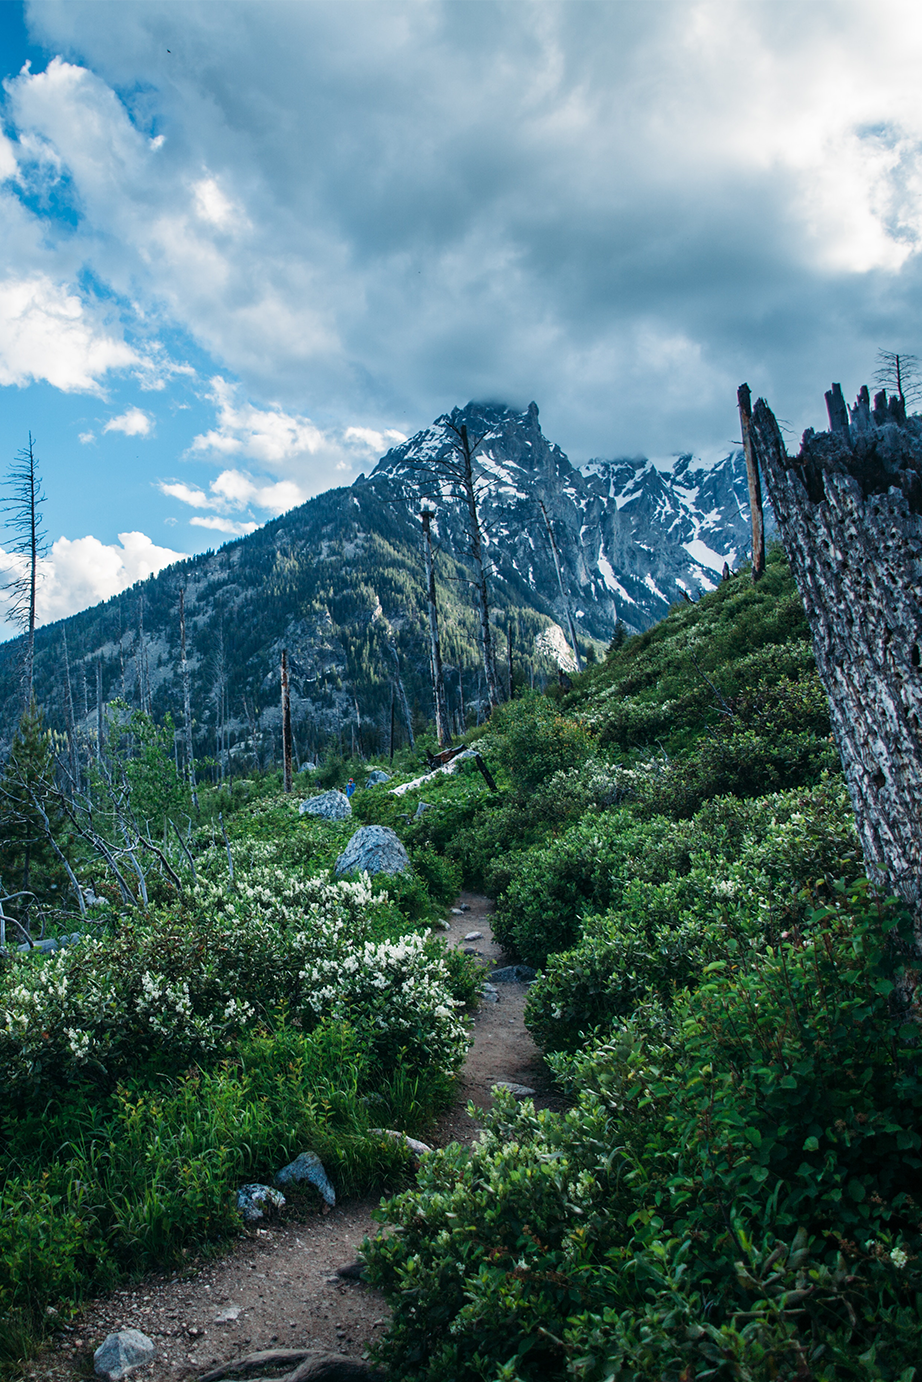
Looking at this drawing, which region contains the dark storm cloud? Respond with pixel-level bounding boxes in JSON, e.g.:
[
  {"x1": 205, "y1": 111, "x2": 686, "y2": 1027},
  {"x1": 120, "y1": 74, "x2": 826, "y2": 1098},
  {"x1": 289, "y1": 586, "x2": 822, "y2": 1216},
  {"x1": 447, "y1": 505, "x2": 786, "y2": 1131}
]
[{"x1": 19, "y1": 0, "x2": 922, "y2": 461}]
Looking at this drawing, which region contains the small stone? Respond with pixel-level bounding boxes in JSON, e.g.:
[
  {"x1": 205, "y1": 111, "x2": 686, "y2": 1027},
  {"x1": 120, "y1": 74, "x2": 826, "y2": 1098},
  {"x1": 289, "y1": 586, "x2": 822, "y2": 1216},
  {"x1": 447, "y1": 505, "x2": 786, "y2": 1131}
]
[
  {"x1": 299, "y1": 790, "x2": 352, "y2": 821},
  {"x1": 236, "y1": 1184, "x2": 285, "y2": 1222},
  {"x1": 93, "y1": 1330, "x2": 155, "y2": 1381},
  {"x1": 275, "y1": 1150, "x2": 336, "y2": 1206},
  {"x1": 213, "y1": 1307, "x2": 240, "y2": 1324},
  {"x1": 462, "y1": 947, "x2": 481, "y2": 956},
  {"x1": 450, "y1": 908, "x2": 464, "y2": 915},
  {"x1": 463, "y1": 931, "x2": 483, "y2": 941},
  {"x1": 413, "y1": 800, "x2": 432, "y2": 818},
  {"x1": 336, "y1": 1261, "x2": 366, "y2": 1280},
  {"x1": 493, "y1": 1082, "x2": 536, "y2": 1099},
  {"x1": 459, "y1": 903, "x2": 471, "y2": 912},
  {"x1": 369, "y1": 1128, "x2": 433, "y2": 1157},
  {"x1": 364, "y1": 769, "x2": 391, "y2": 787},
  {"x1": 481, "y1": 990, "x2": 499, "y2": 1003}
]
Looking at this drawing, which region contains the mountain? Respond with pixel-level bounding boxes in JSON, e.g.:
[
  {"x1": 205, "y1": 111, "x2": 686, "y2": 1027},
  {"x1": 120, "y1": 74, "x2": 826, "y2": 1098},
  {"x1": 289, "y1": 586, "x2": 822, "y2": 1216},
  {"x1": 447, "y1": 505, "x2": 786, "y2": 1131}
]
[{"x1": 0, "y1": 401, "x2": 765, "y2": 765}]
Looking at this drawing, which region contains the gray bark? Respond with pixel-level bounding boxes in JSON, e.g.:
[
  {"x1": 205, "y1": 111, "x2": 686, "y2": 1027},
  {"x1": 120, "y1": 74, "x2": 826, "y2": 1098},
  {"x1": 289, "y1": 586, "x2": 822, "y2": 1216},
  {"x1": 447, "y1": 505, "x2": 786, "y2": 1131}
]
[
  {"x1": 538, "y1": 496, "x2": 583, "y2": 669},
  {"x1": 747, "y1": 386, "x2": 922, "y2": 969},
  {"x1": 179, "y1": 588, "x2": 198, "y2": 810},
  {"x1": 281, "y1": 648, "x2": 293, "y2": 792},
  {"x1": 737, "y1": 384, "x2": 766, "y2": 581},
  {"x1": 420, "y1": 509, "x2": 449, "y2": 746}
]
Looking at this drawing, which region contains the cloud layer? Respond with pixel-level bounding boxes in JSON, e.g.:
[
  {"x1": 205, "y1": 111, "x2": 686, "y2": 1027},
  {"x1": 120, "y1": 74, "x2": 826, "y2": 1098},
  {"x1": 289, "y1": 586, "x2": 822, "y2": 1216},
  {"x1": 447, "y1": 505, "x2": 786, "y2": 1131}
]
[{"x1": 1, "y1": 0, "x2": 921, "y2": 472}]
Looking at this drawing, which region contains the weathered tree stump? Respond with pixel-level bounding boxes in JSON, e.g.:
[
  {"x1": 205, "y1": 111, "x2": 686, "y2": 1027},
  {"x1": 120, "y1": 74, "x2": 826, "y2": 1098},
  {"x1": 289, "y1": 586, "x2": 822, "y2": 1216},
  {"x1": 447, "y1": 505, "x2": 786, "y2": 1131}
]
[{"x1": 747, "y1": 385, "x2": 922, "y2": 983}]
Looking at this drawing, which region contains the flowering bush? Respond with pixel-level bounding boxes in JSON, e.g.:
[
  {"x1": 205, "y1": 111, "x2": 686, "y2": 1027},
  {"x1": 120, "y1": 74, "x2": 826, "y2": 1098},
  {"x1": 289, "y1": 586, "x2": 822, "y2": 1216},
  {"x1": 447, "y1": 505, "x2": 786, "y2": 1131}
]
[{"x1": 0, "y1": 868, "x2": 469, "y2": 1104}]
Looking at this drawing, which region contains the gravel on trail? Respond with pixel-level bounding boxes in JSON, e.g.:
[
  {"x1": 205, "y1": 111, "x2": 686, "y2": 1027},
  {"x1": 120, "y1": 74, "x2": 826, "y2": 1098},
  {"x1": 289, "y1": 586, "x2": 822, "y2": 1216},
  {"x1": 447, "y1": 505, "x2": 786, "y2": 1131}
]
[{"x1": 27, "y1": 894, "x2": 564, "y2": 1382}]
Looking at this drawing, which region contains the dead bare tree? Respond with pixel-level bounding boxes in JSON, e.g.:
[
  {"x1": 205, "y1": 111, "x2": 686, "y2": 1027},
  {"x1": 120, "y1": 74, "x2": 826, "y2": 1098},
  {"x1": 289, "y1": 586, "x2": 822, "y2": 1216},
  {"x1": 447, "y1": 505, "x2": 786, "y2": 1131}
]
[
  {"x1": 874, "y1": 350, "x2": 921, "y2": 415},
  {"x1": 420, "y1": 508, "x2": 449, "y2": 747},
  {"x1": 281, "y1": 648, "x2": 293, "y2": 792},
  {"x1": 746, "y1": 379, "x2": 922, "y2": 983},
  {"x1": 2, "y1": 433, "x2": 48, "y2": 705},
  {"x1": 537, "y1": 497, "x2": 582, "y2": 670},
  {"x1": 179, "y1": 588, "x2": 198, "y2": 810},
  {"x1": 407, "y1": 419, "x2": 503, "y2": 709},
  {"x1": 737, "y1": 384, "x2": 767, "y2": 582}
]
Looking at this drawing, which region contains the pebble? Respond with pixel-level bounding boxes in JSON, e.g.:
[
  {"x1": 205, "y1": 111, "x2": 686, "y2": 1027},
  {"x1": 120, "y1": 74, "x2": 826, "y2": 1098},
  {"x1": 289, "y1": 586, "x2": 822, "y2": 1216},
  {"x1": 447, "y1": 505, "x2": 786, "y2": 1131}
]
[{"x1": 463, "y1": 931, "x2": 484, "y2": 941}]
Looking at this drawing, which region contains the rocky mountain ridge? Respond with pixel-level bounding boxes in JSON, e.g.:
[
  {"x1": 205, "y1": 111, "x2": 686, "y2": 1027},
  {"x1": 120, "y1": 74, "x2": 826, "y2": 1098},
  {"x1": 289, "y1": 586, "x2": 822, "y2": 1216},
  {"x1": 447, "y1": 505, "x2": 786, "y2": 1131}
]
[{"x1": 0, "y1": 401, "x2": 765, "y2": 760}]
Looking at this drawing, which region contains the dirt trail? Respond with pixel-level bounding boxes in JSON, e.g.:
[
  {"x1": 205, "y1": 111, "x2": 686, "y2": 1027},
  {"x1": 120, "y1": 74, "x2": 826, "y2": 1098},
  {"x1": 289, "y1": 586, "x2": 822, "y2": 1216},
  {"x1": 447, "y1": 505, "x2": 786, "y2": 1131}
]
[{"x1": 29, "y1": 895, "x2": 561, "y2": 1382}]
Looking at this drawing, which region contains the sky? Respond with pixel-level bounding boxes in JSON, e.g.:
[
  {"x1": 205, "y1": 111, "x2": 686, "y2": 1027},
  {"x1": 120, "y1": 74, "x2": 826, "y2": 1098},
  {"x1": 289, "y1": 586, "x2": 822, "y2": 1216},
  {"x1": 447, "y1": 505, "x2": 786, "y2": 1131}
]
[{"x1": 1, "y1": 0, "x2": 921, "y2": 634}]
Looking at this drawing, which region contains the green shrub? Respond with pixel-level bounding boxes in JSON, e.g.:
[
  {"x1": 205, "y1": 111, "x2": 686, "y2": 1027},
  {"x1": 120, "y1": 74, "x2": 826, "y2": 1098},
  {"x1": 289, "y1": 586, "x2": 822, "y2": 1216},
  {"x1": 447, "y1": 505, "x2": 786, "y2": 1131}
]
[
  {"x1": 489, "y1": 693, "x2": 594, "y2": 794},
  {"x1": 365, "y1": 886, "x2": 922, "y2": 1382},
  {"x1": 525, "y1": 779, "x2": 862, "y2": 1052}
]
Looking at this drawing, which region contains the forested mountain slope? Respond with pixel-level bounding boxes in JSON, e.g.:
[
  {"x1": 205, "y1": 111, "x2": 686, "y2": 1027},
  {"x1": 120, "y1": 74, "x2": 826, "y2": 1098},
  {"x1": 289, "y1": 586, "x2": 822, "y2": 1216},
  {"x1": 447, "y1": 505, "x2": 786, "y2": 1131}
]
[{"x1": 0, "y1": 401, "x2": 761, "y2": 760}]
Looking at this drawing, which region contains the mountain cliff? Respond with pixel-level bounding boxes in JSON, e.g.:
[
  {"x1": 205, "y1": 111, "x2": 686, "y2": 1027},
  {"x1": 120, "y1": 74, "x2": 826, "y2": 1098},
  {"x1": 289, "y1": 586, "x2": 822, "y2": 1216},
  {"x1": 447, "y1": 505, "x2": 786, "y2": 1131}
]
[{"x1": 0, "y1": 401, "x2": 765, "y2": 764}]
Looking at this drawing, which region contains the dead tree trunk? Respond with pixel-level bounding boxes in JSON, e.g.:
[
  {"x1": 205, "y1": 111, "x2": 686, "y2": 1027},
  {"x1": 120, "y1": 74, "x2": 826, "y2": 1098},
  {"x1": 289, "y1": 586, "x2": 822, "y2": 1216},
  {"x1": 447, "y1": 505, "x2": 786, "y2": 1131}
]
[
  {"x1": 537, "y1": 497, "x2": 582, "y2": 670},
  {"x1": 281, "y1": 648, "x2": 293, "y2": 793},
  {"x1": 451, "y1": 423, "x2": 502, "y2": 709},
  {"x1": 737, "y1": 383, "x2": 766, "y2": 582},
  {"x1": 62, "y1": 627, "x2": 78, "y2": 793},
  {"x1": 747, "y1": 384, "x2": 922, "y2": 972},
  {"x1": 95, "y1": 657, "x2": 104, "y2": 764},
  {"x1": 179, "y1": 588, "x2": 198, "y2": 811},
  {"x1": 420, "y1": 509, "x2": 449, "y2": 747},
  {"x1": 389, "y1": 645, "x2": 415, "y2": 749}
]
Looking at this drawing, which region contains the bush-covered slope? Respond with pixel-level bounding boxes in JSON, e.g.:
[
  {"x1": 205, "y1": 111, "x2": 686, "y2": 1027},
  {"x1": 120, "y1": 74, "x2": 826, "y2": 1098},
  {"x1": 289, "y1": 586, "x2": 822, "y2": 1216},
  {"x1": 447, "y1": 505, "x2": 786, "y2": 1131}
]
[{"x1": 363, "y1": 552, "x2": 922, "y2": 1382}]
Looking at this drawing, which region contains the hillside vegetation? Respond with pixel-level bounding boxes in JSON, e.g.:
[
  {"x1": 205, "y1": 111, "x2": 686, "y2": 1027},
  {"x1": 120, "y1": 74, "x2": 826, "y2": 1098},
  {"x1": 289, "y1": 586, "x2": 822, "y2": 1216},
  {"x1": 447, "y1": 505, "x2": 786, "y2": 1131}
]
[{"x1": 2, "y1": 546, "x2": 920, "y2": 1381}]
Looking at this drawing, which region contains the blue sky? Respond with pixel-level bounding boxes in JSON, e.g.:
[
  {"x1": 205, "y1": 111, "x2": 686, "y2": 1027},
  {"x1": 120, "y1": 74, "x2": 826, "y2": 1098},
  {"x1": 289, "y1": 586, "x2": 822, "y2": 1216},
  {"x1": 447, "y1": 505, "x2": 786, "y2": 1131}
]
[{"x1": 1, "y1": 0, "x2": 922, "y2": 633}]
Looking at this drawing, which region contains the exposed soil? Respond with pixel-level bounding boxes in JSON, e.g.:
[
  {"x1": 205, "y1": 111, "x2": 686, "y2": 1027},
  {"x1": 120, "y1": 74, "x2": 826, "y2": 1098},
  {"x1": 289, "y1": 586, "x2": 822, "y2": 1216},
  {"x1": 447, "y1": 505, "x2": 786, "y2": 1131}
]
[{"x1": 27, "y1": 894, "x2": 562, "y2": 1382}]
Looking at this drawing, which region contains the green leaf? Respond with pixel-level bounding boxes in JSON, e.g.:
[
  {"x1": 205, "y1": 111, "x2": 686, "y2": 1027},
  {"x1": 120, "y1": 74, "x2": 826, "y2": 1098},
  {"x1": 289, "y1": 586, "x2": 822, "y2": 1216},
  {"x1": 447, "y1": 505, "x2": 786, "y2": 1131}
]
[{"x1": 803, "y1": 1136, "x2": 819, "y2": 1152}]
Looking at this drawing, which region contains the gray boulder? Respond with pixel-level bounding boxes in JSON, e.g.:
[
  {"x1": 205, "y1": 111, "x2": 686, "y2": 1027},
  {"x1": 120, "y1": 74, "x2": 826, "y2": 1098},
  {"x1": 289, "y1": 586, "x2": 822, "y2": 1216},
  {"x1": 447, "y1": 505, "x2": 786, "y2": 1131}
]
[
  {"x1": 413, "y1": 800, "x2": 432, "y2": 819},
  {"x1": 93, "y1": 1330, "x2": 155, "y2": 1381},
  {"x1": 365, "y1": 769, "x2": 391, "y2": 787},
  {"x1": 299, "y1": 790, "x2": 352, "y2": 821},
  {"x1": 493, "y1": 1081, "x2": 536, "y2": 1099},
  {"x1": 236, "y1": 1183, "x2": 286, "y2": 1222},
  {"x1": 334, "y1": 825, "x2": 410, "y2": 878},
  {"x1": 275, "y1": 1150, "x2": 336, "y2": 1206},
  {"x1": 489, "y1": 964, "x2": 538, "y2": 983}
]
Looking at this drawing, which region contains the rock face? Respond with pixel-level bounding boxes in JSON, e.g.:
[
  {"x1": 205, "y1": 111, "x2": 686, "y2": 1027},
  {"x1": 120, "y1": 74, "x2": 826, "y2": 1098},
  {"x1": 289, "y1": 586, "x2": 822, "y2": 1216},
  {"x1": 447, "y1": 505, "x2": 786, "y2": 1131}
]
[
  {"x1": 334, "y1": 825, "x2": 410, "y2": 877},
  {"x1": 365, "y1": 400, "x2": 773, "y2": 637},
  {"x1": 275, "y1": 1150, "x2": 336, "y2": 1207},
  {"x1": 93, "y1": 1330, "x2": 155, "y2": 1381},
  {"x1": 236, "y1": 1184, "x2": 286, "y2": 1222},
  {"x1": 299, "y1": 790, "x2": 352, "y2": 821}
]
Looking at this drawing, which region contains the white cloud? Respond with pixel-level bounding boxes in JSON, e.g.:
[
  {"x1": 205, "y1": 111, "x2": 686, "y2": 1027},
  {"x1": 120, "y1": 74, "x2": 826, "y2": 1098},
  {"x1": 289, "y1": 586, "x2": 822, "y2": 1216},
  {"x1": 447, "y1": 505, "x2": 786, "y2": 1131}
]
[
  {"x1": 210, "y1": 470, "x2": 304, "y2": 514},
  {"x1": 190, "y1": 377, "x2": 328, "y2": 465},
  {"x1": 192, "y1": 176, "x2": 242, "y2": 229},
  {"x1": 0, "y1": 275, "x2": 138, "y2": 394},
  {"x1": 190, "y1": 515, "x2": 259, "y2": 536},
  {"x1": 103, "y1": 406, "x2": 152, "y2": 437},
  {"x1": 344, "y1": 425, "x2": 408, "y2": 454},
  {"x1": 78, "y1": 430, "x2": 95, "y2": 444},
  {"x1": 0, "y1": 530, "x2": 188, "y2": 627},
  {"x1": 158, "y1": 468, "x2": 305, "y2": 520},
  {"x1": 159, "y1": 480, "x2": 210, "y2": 508}
]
